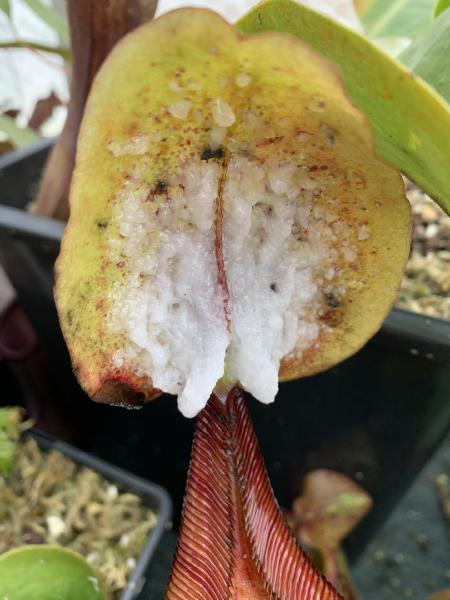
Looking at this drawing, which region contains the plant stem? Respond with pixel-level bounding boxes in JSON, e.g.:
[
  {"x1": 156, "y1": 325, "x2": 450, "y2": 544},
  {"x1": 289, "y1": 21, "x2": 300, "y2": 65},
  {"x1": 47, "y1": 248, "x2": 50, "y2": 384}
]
[{"x1": 167, "y1": 388, "x2": 343, "y2": 599}]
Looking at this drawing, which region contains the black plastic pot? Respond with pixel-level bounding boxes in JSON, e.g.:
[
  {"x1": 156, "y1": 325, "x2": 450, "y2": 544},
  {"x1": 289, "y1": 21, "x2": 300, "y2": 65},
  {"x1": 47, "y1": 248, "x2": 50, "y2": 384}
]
[
  {"x1": 16, "y1": 429, "x2": 172, "y2": 600},
  {"x1": 1, "y1": 141, "x2": 449, "y2": 565}
]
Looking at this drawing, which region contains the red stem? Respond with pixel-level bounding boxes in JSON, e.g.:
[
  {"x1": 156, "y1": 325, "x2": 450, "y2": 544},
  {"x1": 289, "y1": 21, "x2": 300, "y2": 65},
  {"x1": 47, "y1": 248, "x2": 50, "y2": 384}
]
[{"x1": 166, "y1": 389, "x2": 343, "y2": 599}]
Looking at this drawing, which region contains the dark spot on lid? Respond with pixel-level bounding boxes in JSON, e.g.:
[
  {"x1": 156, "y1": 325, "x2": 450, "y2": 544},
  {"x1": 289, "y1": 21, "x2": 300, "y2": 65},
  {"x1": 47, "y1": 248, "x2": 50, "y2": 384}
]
[
  {"x1": 96, "y1": 220, "x2": 108, "y2": 229},
  {"x1": 321, "y1": 124, "x2": 336, "y2": 146},
  {"x1": 154, "y1": 179, "x2": 168, "y2": 194},
  {"x1": 201, "y1": 146, "x2": 224, "y2": 160},
  {"x1": 270, "y1": 283, "x2": 278, "y2": 293},
  {"x1": 292, "y1": 223, "x2": 308, "y2": 241},
  {"x1": 254, "y1": 202, "x2": 273, "y2": 217},
  {"x1": 325, "y1": 292, "x2": 340, "y2": 309}
]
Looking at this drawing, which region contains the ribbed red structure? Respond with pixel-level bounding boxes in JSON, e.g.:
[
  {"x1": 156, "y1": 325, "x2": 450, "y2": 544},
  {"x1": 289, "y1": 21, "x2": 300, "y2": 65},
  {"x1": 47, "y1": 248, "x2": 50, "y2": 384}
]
[{"x1": 166, "y1": 388, "x2": 342, "y2": 599}]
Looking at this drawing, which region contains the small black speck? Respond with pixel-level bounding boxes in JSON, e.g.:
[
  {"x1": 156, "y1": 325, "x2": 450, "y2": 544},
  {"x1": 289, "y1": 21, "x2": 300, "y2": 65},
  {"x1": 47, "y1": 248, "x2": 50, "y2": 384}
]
[
  {"x1": 96, "y1": 221, "x2": 108, "y2": 229},
  {"x1": 270, "y1": 283, "x2": 278, "y2": 293},
  {"x1": 325, "y1": 293, "x2": 340, "y2": 309},
  {"x1": 66, "y1": 310, "x2": 73, "y2": 326},
  {"x1": 201, "y1": 147, "x2": 224, "y2": 161},
  {"x1": 153, "y1": 179, "x2": 168, "y2": 194}
]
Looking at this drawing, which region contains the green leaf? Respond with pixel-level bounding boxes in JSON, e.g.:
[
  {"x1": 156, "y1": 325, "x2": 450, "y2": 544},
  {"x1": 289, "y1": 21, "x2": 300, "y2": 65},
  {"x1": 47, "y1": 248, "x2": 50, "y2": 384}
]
[
  {"x1": 237, "y1": 0, "x2": 450, "y2": 215},
  {"x1": 0, "y1": 0, "x2": 11, "y2": 16},
  {"x1": 434, "y1": 0, "x2": 450, "y2": 16},
  {"x1": 361, "y1": 0, "x2": 436, "y2": 39},
  {"x1": 0, "y1": 546, "x2": 105, "y2": 600},
  {"x1": 400, "y1": 8, "x2": 450, "y2": 102},
  {"x1": 23, "y1": 0, "x2": 69, "y2": 46},
  {"x1": 0, "y1": 39, "x2": 71, "y2": 59},
  {"x1": 0, "y1": 114, "x2": 40, "y2": 147}
]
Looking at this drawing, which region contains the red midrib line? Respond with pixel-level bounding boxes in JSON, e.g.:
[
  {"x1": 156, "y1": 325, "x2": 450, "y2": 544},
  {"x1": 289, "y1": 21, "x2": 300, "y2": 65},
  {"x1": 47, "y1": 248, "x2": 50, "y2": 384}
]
[{"x1": 215, "y1": 153, "x2": 232, "y2": 331}]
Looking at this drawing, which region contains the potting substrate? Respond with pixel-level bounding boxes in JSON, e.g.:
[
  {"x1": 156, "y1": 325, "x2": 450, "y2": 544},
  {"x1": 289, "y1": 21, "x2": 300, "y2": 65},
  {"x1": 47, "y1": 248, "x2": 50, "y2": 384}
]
[{"x1": 0, "y1": 407, "x2": 172, "y2": 600}]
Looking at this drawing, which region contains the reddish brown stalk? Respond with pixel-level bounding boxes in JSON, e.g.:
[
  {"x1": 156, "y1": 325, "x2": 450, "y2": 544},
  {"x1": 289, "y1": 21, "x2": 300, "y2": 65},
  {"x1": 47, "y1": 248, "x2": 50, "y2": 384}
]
[
  {"x1": 215, "y1": 153, "x2": 232, "y2": 331},
  {"x1": 166, "y1": 389, "x2": 342, "y2": 599},
  {"x1": 32, "y1": 0, "x2": 157, "y2": 220}
]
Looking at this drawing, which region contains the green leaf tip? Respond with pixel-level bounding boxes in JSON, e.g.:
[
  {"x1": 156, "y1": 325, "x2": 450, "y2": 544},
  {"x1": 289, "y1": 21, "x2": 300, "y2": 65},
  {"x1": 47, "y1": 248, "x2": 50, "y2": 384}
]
[
  {"x1": 434, "y1": 0, "x2": 450, "y2": 17},
  {"x1": 0, "y1": 114, "x2": 40, "y2": 148},
  {"x1": 0, "y1": 545, "x2": 106, "y2": 600}
]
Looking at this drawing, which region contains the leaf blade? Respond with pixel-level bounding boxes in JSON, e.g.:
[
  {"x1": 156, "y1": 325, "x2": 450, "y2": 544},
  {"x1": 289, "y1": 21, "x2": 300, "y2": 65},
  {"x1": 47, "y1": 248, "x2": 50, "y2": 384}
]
[
  {"x1": 362, "y1": 0, "x2": 435, "y2": 39},
  {"x1": 0, "y1": 0, "x2": 10, "y2": 16},
  {"x1": 400, "y1": 7, "x2": 450, "y2": 101},
  {"x1": 0, "y1": 545, "x2": 105, "y2": 600}
]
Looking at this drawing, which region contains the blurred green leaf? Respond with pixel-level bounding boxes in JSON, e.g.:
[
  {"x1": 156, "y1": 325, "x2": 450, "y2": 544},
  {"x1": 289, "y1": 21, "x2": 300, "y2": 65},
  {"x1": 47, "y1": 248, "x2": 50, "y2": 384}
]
[
  {"x1": 0, "y1": 407, "x2": 23, "y2": 474},
  {"x1": 434, "y1": 0, "x2": 450, "y2": 15},
  {"x1": 238, "y1": 0, "x2": 450, "y2": 216},
  {"x1": 362, "y1": 0, "x2": 436, "y2": 39},
  {"x1": 0, "y1": 39, "x2": 70, "y2": 59},
  {"x1": 400, "y1": 8, "x2": 450, "y2": 101},
  {"x1": 0, "y1": 114, "x2": 40, "y2": 147},
  {"x1": 0, "y1": 546, "x2": 105, "y2": 600},
  {"x1": 0, "y1": 0, "x2": 11, "y2": 16},
  {"x1": 23, "y1": 0, "x2": 69, "y2": 45},
  {"x1": 292, "y1": 470, "x2": 372, "y2": 552},
  {"x1": 290, "y1": 470, "x2": 371, "y2": 599}
]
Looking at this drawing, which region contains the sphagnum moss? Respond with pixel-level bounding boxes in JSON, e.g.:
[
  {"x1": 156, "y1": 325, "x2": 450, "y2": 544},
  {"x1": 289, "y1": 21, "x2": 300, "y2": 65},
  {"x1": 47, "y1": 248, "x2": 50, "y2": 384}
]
[{"x1": 0, "y1": 434, "x2": 157, "y2": 598}]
